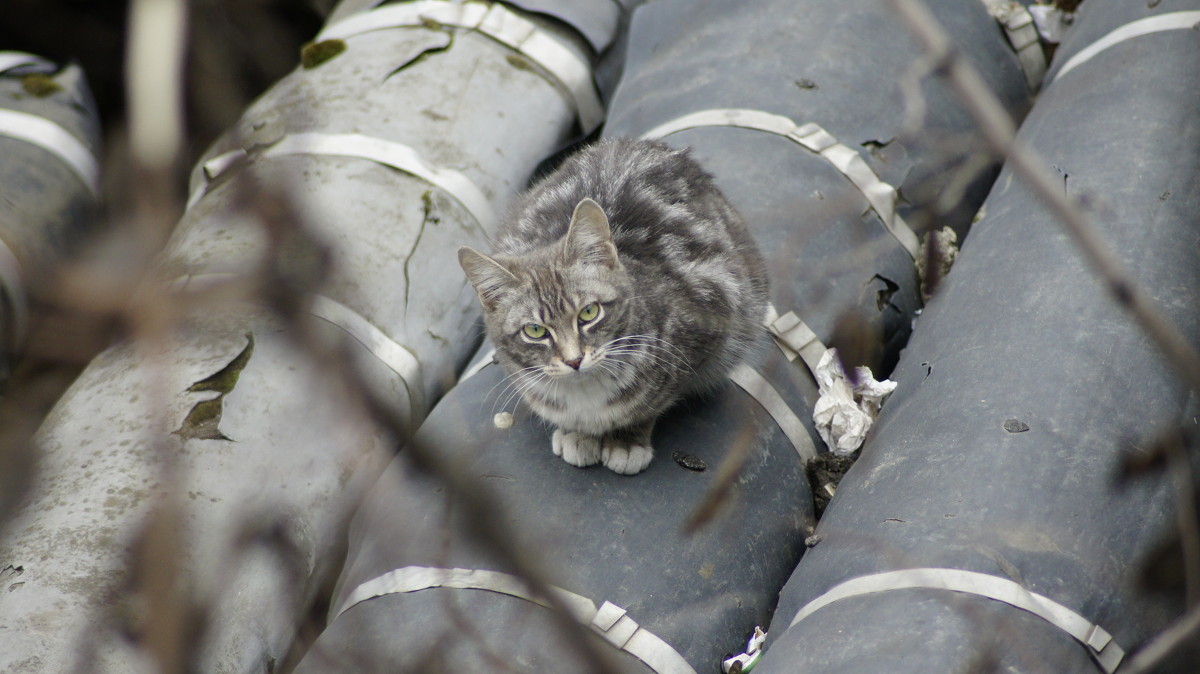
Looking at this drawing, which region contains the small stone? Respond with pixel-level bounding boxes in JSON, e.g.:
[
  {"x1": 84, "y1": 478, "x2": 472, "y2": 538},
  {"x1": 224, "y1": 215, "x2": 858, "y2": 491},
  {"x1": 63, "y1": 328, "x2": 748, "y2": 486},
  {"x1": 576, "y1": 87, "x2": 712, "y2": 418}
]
[
  {"x1": 1004, "y1": 418, "x2": 1031, "y2": 433},
  {"x1": 672, "y1": 451, "x2": 707, "y2": 472},
  {"x1": 493, "y1": 412, "x2": 513, "y2": 429}
]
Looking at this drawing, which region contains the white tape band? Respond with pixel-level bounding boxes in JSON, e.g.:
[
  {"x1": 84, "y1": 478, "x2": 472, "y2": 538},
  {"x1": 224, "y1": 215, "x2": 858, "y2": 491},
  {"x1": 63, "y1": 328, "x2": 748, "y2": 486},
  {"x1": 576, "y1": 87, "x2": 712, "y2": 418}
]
[
  {"x1": 641, "y1": 109, "x2": 920, "y2": 259},
  {"x1": 318, "y1": 0, "x2": 604, "y2": 132},
  {"x1": 730, "y1": 363, "x2": 818, "y2": 463},
  {"x1": 788, "y1": 567, "x2": 1125, "y2": 673},
  {"x1": 0, "y1": 236, "x2": 28, "y2": 350},
  {"x1": 189, "y1": 133, "x2": 495, "y2": 230},
  {"x1": 459, "y1": 346, "x2": 497, "y2": 383},
  {"x1": 0, "y1": 51, "x2": 53, "y2": 75},
  {"x1": 0, "y1": 108, "x2": 99, "y2": 195},
  {"x1": 170, "y1": 273, "x2": 424, "y2": 422},
  {"x1": 308, "y1": 294, "x2": 426, "y2": 421},
  {"x1": 337, "y1": 566, "x2": 697, "y2": 674},
  {"x1": 764, "y1": 304, "x2": 827, "y2": 376},
  {"x1": 979, "y1": 0, "x2": 1047, "y2": 90},
  {"x1": 1053, "y1": 11, "x2": 1200, "y2": 83}
]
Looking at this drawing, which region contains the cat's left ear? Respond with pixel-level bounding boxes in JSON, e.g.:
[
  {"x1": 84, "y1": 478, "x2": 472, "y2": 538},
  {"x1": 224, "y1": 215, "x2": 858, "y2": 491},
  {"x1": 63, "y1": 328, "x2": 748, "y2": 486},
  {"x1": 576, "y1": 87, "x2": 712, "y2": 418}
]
[{"x1": 565, "y1": 198, "x2": 619, "y2": 269}]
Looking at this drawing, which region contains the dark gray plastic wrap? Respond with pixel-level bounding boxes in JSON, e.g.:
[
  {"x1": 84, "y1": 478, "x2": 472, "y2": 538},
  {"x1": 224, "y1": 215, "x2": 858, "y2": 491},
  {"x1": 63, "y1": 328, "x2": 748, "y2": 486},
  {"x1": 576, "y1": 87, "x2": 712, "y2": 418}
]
[{"x1": 759, "y1": 0, "x2": 1200, "y2": 671}]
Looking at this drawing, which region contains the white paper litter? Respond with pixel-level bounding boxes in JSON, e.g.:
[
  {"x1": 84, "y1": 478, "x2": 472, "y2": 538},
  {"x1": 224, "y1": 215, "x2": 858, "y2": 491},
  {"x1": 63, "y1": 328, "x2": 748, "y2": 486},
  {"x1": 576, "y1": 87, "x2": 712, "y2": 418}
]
[{"x1": 812, "y1": 348, "x2": 897, "y2": 456}]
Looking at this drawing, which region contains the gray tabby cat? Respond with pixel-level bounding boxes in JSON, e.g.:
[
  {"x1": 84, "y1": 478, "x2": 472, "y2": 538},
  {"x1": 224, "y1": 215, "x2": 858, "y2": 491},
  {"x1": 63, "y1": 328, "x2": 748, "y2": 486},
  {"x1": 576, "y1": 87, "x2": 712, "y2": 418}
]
[{"x1": 458, "y1": 139, "x2": 768, "y2": 474}]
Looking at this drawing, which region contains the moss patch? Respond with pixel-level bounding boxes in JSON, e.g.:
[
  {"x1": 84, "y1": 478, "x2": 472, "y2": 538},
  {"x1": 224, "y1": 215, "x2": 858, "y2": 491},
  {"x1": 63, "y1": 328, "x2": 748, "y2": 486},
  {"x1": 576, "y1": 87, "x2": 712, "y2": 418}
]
[
  {"x1": 807, "y1": 450, "x2": 858, "y2": 518},
  {"x1": 173, "y1": 334, "x2": 254, "y2": 441},
  {"x1": 300, "y1": 39, "x2": 346, "y2": 69},
  {"x1": 21, "y1": 74, "x2": 61, "y2": 98}
]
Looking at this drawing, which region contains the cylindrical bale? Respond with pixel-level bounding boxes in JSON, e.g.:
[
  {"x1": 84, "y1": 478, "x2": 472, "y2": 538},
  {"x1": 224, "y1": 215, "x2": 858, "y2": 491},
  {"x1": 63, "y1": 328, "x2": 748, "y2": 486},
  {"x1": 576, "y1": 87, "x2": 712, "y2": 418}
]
[
  {"x1": 170, "y1": 0, "x2": 604, "y2": 417},
  {"x1": 603, "y1": 0, "x2": 1032, "y2": 373},
  {"x1": 295, "y1": 342, "x2": 814, "y2": 672},
  {"x1": 0, "y1": 54, "x2": 100, "y2": 376},
  {"x1": 0, "y1": 1, "x2": 606, "y2": 671},
  {"x1": 758, "y1": 1, "x2": 1200, "y2": 672},
  {"x1": 294, "y1": 1, "x2": 1034, "y2": 672}
]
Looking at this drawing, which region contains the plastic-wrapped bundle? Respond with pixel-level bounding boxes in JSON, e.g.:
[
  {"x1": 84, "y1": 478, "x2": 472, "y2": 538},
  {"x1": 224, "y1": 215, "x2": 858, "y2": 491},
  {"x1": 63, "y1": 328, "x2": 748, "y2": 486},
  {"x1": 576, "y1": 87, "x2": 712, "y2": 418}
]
[
  {"x1": 604, "y1": 0, "x2": 1032, "y2": 376},
  {"x1": 0, "y1": 53, "x2": 100, "y2": 379},
  {"x1": 0, "y1": 0, "x2": 607, "y2": 671},
  {"x1": 757, "y1": 1, "x2": 1200, "y2": 671},
  {"x1": 293, "y1": 1, "x2": 1033, "y2": 671}
]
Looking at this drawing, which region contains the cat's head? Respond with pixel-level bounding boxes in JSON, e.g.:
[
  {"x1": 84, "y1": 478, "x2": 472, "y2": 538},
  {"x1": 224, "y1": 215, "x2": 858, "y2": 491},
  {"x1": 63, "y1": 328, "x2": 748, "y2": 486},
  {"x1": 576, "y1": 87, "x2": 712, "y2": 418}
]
[{"x1": 458, "y1": 198, "x2": 633, "y2": 380}]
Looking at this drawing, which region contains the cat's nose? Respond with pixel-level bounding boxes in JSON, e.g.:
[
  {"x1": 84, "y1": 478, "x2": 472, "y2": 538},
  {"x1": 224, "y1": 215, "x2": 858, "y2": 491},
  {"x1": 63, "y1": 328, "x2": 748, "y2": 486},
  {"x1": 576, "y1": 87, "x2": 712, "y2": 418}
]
[{"x1": 564, "y1": 356, "x2": 583, "y2": 370}]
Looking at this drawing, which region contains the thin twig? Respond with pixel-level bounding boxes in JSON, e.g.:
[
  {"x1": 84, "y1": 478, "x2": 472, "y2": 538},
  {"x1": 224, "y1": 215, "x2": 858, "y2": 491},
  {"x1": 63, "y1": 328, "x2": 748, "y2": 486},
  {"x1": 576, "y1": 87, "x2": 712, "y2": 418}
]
[
  {"x1": 1122, "y1": 603, "x2": 1200, "y2": 674},
  {"x1": 884, "y1": 0, "x2": 1200, "y2": 396},
  {"x1": 1167, "y1": 438, "x2": 1200, "y2": 609}
]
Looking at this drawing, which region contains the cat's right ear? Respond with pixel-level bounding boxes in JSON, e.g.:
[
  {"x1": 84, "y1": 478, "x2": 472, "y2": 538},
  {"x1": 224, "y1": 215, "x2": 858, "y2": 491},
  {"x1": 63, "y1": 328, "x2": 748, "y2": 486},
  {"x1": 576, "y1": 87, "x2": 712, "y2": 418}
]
[
  {"x1": 458, "y1": 247, "x2": 517, "y2": 308},
  {"x1": 566, "y1": 198, "x2": 619, "y2": 269}
]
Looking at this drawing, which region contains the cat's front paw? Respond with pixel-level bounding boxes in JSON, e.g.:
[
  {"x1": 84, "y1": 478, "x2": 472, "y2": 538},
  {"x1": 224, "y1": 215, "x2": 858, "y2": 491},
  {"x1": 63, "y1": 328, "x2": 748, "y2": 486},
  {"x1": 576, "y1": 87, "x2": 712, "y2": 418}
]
[
  {"x1": 551, "y1": 429, "x2": 602, "y2": 468},
  {"x1": 601, "y1": 438, "x2": 653, "y2": 475}
]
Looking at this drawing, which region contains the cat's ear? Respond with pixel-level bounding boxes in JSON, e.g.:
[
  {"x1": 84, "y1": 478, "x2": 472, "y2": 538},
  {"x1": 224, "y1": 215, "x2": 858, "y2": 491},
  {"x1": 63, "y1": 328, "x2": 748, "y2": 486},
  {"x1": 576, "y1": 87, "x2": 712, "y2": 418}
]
[
  {"x1": 458, "y1": 246, "x2": 517, "y2": 307},
  {"x1": 565, "y1": 198, "x2": 619, "y2": 269}
]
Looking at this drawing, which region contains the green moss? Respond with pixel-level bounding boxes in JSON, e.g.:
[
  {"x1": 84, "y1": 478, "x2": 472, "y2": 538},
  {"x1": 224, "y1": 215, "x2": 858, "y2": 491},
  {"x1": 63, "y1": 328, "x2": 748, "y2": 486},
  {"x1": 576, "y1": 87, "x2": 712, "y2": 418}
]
[
  {"x1": 300, "y1": 39, "x2": 347, "y2": 69},
  {"x1": 21, "y1": 74, "x2": 61, "y2": 98},
  {"x1": 187, "y1": 333, "x2": 254, "y2": 394},
  {"x1": 173, "y1": 334, "x2": 254, "y2": 441},
  {"x1": 173, "y1": 397, "x2": 231, "y2": 441},
  {"x1": 505, "y1": 53, "x2": 534, "y2": 72}
]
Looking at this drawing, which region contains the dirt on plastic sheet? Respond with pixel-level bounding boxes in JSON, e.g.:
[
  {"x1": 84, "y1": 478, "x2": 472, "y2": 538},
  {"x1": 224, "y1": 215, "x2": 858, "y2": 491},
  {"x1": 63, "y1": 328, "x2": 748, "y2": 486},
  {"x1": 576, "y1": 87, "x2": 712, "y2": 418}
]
[{"x1": 807, "y1": 450, "x2": 859, "y2": 519}]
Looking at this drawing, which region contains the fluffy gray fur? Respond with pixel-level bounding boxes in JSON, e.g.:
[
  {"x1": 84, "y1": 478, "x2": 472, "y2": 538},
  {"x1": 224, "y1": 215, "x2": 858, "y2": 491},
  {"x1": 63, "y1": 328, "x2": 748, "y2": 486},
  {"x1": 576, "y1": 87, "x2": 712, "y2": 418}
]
[{"x1": 459, "y1": 138, "x2": 768, "y2": 474}]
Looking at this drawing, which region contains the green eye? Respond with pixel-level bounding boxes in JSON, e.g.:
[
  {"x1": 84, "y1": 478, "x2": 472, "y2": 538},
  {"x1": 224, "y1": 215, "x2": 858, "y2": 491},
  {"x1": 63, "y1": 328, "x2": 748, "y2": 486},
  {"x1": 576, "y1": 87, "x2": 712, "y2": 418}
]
[
  {"x1": 578, "y1": 302, "x2": 600, "y2": 323},
  {"x1": 523, "y1": 323, "x2": 547, "y2": 339}
]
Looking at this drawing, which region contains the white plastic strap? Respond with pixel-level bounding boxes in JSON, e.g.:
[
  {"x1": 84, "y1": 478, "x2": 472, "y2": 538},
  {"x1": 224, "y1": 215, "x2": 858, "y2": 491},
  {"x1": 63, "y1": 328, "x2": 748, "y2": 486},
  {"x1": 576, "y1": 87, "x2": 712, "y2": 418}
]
[
  {"x1": 1053, "y1": 11, "x2": 1200, "y2": 84},
  {"x1": 0, "y1": 237, "x2": 28, "y2": 349},
  {"x1": 0, "y1": 51, "x2": 53, "y2": 74},
  {"x1": 318, "y1": 0, "x2": 604, "y2": 132},
  {"x1": 979, "y1": 0, "x2": 1047, "y2": 90},
  {"x1": 459, "y1": 346, "x2": 497, "y2": 383},
  {"x1": 789, "y1": 567, "x2": 1125, "y2": 673},
  {"x1": 730, "y1": 363, "x2": 818, "y2": 463},
  {"x1": 0, "y1": 109, "x2": 99, "y2": 195},
  {"x1": 308, "y1": 294, "x2": 425, "y2": 421},
  {"x1": 337, "y1": 566, "x2": 697, "y2": 674},
  {"x1": 764, "y1": 304, "x2": 827, "y2": 375},
  {"x1": 641, "y1": 108, "x2": 920, "y2": 259},
  {"x1": 188, "y1": 133, "x2": 495, "y2": 229},
  {"x1": 170, "y1": 273, "x2": 424, "y2": 422}
]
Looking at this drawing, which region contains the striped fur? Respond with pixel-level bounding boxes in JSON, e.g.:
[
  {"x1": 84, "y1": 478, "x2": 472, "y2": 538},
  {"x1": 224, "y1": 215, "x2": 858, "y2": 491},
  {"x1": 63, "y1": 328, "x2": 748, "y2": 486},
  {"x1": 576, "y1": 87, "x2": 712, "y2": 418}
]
[{"x1": 459, "y1": 139, "x2": 768, "y2": 474}]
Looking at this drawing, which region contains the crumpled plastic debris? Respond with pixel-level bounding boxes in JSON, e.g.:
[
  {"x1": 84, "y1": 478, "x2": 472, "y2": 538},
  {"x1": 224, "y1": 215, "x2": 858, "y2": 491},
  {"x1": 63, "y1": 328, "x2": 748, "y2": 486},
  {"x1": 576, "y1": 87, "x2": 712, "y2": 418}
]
[
  {"x1": 722, "y1": 626, "x2": 767, "y2": 673},
  {"x1": 812, "y1": 348, "x2": 897, "y2": 456},
  {"x1": 1028, "y1": 4, "x2": 1073, "y2": 44}
]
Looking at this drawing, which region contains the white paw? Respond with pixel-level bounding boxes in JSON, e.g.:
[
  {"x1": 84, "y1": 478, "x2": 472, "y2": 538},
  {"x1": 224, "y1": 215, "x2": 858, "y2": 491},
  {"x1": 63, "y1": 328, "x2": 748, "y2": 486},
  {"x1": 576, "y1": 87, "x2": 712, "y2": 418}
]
[
  {"x1": 601, "y1": 439, "x2": 653, "y2": 475},
  {"x1": 551, "y1": 429, "x2": 601, "y2": 468}
]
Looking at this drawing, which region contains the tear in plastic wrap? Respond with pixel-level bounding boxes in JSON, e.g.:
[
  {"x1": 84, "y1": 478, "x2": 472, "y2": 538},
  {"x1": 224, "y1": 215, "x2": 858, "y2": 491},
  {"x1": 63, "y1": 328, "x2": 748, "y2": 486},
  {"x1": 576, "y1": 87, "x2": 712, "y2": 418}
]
[{"x1": 812, "y1": 348, "x2": 896, "y2": 456}]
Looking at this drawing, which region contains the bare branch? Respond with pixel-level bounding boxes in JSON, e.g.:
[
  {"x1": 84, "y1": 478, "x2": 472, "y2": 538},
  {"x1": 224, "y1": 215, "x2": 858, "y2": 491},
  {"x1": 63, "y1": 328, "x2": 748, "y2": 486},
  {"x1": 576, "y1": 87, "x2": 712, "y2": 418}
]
[{"x1": 1122, "y1": 603, "x2": 1200, "y2": 674}]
